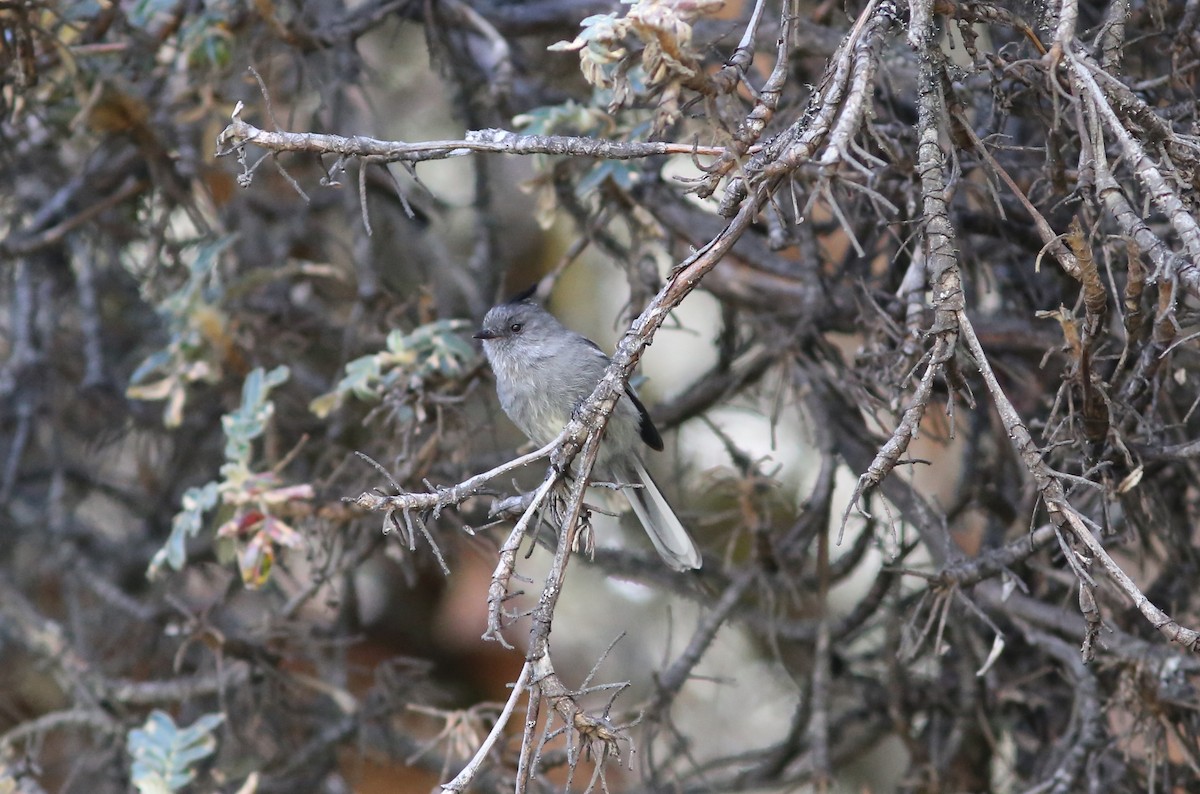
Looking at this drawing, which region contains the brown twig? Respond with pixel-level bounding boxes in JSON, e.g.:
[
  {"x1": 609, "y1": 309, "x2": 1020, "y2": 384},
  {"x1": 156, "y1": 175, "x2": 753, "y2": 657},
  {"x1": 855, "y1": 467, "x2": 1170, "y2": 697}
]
[{"x1": 958, "y1": 313, "x2": 1200, "y2": 656}]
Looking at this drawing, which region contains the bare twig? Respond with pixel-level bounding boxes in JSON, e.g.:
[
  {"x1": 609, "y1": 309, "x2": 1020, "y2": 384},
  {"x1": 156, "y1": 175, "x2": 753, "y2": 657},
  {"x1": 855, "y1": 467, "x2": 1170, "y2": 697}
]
[
  {"x1": 348, "y1": 432, "x2": 566, "y2": 517},
  {"x1": 1069, "y1": 50, "x2": 1200, "y2": 267},
  {"x1": 441, "y1": 662, "x2": 531, "y2": 792},
  {"x1": 217, "y1": 103, "x2": 735, "y2": 166},
  {"x1": 957, "y1": 314, "x2": 1200, "y2": 655}
]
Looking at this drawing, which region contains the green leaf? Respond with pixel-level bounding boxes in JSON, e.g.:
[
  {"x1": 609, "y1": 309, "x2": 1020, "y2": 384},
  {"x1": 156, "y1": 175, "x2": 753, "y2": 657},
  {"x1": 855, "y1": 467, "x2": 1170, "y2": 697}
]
[
  {"x1": 222, "y1": 366, "x2": 289, "y2": 464},
  {"x1": 307, "y1": 319, "x2": 478, "y2": 417},
  {"x1": 343, "y1": 356, "x2": 383, "y2": 401},
  {"x1": 147, "y1": 366, "x2": 290, "y2": 580},
  {"x1": 146, "y1": 481, "x2": 220, "y2": 579},
  {"x1": 128, "y1": 0, "x2": 180, "y2": 28},
  {"x1": 129, "y1": 349, "x2": 175, "y2": 386},
  {"x1": 126, "y1": 234, "x2": 238, "y2": 424},
  {"x1": 128, "y1": 710, "x2": 224, "y2": 794},
  {"x1": 576, "y1": 159, "x2": 638, "y2": 198},
  {"x1": 187, "y1": 235, "x2": 236, "y2": 281}
]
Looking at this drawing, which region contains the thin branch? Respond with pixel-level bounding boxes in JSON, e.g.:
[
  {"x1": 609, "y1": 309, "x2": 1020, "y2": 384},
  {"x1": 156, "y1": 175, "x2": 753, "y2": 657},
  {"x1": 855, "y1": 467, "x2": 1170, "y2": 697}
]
[
  {"x1": 440, "y1": 661, "x2": 531, "y2": 792},
  {"x1": 0, "y1": 709, "x2": 120, "y2": 752},
  {"x1": 348, "y1": 432, "x2": 566, "y2": 516},
  {"x1": 957, "y1": 313, "x2": 1200, "y2": 655},
  {"x1": 218, "y1": 103, "x2": 736, "y2": 166},
  {"x1": 1069, "y1": 50, "x2": 1200, "y2": 267}
]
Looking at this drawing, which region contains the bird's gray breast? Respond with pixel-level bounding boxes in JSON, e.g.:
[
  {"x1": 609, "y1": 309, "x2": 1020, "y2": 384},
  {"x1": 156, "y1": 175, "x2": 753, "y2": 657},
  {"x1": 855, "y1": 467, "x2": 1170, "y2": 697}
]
[{"x1": 494, "y1": 347, "x2": 576, "y2": 446}]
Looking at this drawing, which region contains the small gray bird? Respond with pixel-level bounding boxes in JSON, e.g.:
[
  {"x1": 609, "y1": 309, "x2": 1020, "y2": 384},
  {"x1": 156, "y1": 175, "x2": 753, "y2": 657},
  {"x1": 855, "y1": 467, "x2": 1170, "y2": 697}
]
[{"x1": 474, "y1": 290, "x2": 702, "y2": 571}]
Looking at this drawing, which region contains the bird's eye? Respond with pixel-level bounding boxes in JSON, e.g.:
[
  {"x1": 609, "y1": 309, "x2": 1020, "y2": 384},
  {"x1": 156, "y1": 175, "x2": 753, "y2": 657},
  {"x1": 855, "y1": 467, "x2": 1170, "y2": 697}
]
[{"x1": 510, "y1": 323, "x2": 523, "y2": 333}]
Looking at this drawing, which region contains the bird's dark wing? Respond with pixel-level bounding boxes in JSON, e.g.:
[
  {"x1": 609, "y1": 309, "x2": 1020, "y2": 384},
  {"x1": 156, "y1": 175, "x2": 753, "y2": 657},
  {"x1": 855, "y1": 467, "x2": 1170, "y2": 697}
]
[
  {"x1": 580, "y1": 335, "x2": 663, "y2": 450},
  {"x1": 626, "y1": 386, "x2": 664, "y2": 451}
]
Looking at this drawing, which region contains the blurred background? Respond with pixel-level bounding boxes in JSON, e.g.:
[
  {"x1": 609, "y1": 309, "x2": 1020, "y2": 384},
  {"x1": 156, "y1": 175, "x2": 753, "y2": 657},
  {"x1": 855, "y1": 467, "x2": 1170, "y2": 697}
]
[{"x1": 2, "y1": 0, "x2": 1200, "y2": 791}]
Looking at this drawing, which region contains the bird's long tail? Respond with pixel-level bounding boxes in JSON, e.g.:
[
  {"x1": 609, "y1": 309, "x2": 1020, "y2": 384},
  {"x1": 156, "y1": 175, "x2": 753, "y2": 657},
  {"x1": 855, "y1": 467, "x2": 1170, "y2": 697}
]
[{"x1": 623, "y1": 460, "x2": 702, "y2": 571}]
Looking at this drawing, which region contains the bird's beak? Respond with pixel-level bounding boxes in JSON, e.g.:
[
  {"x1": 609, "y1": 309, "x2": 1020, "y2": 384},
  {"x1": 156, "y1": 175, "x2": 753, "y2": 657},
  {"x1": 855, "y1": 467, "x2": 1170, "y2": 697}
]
[{"x1": 473, "y1": 328, "x2": 498, "y2": 340}]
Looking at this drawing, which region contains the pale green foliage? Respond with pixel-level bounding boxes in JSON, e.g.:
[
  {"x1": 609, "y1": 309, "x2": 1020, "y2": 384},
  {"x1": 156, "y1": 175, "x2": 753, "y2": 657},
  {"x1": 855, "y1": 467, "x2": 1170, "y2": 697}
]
[
  {"x1": 150, "y1": 481, "x2": 221, "y2": 576},
  {"x1": 127, "y1": 236, "x2": 238, "y2": 428},
  {"x1": 148, "y1": 366, "x2": 312, "y2": 588},
  {"x1": 309, "y1": 319, "x2": 478, "y2": 420},
  {"x1": 514, "y1": 100, "x2": 642, "y2": 225},
  {"x1": 221, "y1": 365, "x2": 291, "y2": 471},
  {"x1": 129, "y1": 0, "x2": 232, "y2": 67},
  {"x1": 127, "y1": 710, "x2": 224, "y2": 794}
]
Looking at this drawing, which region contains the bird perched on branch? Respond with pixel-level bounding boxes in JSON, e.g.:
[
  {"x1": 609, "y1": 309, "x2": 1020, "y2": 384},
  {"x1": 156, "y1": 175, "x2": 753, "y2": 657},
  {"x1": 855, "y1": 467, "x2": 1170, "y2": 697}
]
[{"x1": 474, "y1": 288, "x2": 702, "y2": 571}]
